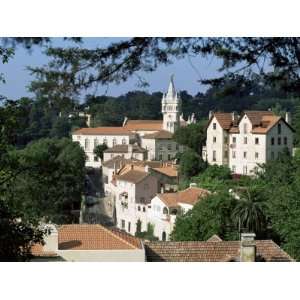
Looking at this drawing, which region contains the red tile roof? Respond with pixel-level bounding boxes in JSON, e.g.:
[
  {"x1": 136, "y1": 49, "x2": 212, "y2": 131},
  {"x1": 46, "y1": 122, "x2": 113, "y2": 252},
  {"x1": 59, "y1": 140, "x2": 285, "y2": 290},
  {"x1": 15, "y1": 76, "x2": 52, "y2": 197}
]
[
  {"x1": 123, "y1": 120, "x2": 163, "y2": 131},
  {"x1": 116, "y1": 169, "x2": 150, "y2": 184},
  {"x1": 58, "y1": 224, "x2": 142, "y2": 250},
  {"x1": 145, "y1": 240, "x2": 293, "y2": 262},
  {"x1": 157, "y1": 187, "x2": 210, "y2": 207},
  {"x1": 142, "y1": 130, "x2": 173, "y2": 139},
  {"x1": 73, "y1": 127, "x2": 133, "y2": 136}
]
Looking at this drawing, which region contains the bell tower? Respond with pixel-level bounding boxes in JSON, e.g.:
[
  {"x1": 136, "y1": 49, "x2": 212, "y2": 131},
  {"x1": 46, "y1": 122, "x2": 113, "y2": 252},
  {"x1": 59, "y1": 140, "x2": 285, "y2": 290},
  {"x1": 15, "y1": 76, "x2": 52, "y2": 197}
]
[{"x1": 162, "y1": 75, "x2": 181, "y2": 133}]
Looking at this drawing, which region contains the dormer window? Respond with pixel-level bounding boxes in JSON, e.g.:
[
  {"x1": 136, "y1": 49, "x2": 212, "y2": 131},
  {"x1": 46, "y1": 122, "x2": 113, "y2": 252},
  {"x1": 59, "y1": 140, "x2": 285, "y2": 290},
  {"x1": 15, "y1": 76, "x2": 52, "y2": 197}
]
[{"x1": 213, "y1": 123, "x2": 216, "y2": 130}]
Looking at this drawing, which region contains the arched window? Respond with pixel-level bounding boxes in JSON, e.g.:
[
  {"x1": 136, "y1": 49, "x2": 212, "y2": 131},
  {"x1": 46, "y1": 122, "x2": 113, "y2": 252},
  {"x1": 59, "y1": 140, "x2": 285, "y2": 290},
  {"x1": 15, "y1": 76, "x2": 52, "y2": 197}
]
[
  {"x1": 162, "y1": 231, "x2": 166, "y2": 241},
  {"x1": 122, "y1": 138, "x2": 126, "y2": 145},
  {"x1": 103, "y1": 138, "x2": 107, "y2": 145},
  {"x1": 113, "y1": 138, "x2": 117, "y2": 146},
  {"x1": 170, "y1": 208, "x2": 177, "y2": 215},
  {"x1": 163, "y1": 207, "x2": 169, "y2": 215},
  {"x1": 84, "y1": 138, "x2": 89, "y2": 150}
]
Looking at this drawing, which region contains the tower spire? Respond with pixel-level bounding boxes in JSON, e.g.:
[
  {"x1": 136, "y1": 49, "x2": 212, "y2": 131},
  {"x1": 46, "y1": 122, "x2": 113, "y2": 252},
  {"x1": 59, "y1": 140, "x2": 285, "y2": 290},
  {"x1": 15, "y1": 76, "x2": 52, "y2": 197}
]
[{"x1": 166, "y1": 74, "x2": 176, "y2": 99}]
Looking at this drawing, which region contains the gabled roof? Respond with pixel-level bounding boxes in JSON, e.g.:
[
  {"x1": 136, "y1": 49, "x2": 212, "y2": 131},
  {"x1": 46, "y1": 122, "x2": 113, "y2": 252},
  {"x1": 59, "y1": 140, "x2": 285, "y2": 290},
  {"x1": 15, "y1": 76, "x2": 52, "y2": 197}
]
[
  {"x1": 242, "y1": 110, "x2": 275, "y2": 126},
  {"x1": 104, "y1": 144, "x2": 147, "y2": 153},
  {"x1": 73, "y1": 127, "x2": 133, "y2": 136},
  {"x1": 145, "y1": 239, "x2": 293, "y2": 262},
  {"x1": 102, "y1": 156, "x2": 139, "y2": 169},
  {"x1": 152, "y1": 166, "x2": 178, "y2": 178},
  {"x1": 58, "y1": 224, "x2": 142, "y2": 250},
  {"x1": 142, "y1": 130, "x2": 173, "y2": 140},
  {"x1": 207, "y1": 112, "x2": 235, "y2": 130},
  {"x1": 116, "y1": 169, "x2": 150, "y2": 184},
  {"x1": 123, "y1": 120, "x2": 163, "y2": 131},
  {"x1": 157, "y1": 187, "x2": 210, "y2": 208}
]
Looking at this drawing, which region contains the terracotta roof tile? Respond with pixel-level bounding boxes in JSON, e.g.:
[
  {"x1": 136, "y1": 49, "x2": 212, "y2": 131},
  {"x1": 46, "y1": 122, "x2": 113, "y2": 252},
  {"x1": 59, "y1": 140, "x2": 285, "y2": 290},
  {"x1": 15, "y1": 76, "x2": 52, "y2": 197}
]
[
  {"x1": 214, "y1": 113, "x2": 234, "y2": 130},
  {"x1": 58, "y1": 224, "x2": 142, "y2": 250},
  {"x1": 152, "y1": 166, "x2": 178, "y2": 177},
  {"x1": 123, "y1": 120, "x2": 163, "y2": 131},
  {"x1": 145, "y1": 240, "x2": 293, "y2": 262},
  {"x1": 157, "y1": 187, "x2": 210, "y2": 207},
  {"x1": 116, "y1": 169, "x2": 150, "y2": 184},
  {"x1": 102, "y1": 156, "x2": 139, "y2": 168},
  {"x1": 142, "y1": 130, "x2": 173, "y2": 139},
  {"x1": 73, "y1": 127, "x2": 133, "y2": 136}
]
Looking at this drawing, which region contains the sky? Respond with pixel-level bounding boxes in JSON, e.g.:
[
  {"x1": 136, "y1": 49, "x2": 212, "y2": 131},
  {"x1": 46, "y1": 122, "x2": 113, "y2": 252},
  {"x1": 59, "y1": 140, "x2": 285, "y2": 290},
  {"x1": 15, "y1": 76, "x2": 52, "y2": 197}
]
[{"x1": 0, "y1": 38, "x2": 223, "y2": 100}]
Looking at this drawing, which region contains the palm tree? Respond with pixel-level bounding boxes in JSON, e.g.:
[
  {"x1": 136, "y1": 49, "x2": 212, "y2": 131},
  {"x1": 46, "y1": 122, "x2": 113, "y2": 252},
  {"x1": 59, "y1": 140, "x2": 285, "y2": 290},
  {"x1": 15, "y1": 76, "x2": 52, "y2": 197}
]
[{"x1": 232, "y1": 187, "x2": 267, "y2": 236}]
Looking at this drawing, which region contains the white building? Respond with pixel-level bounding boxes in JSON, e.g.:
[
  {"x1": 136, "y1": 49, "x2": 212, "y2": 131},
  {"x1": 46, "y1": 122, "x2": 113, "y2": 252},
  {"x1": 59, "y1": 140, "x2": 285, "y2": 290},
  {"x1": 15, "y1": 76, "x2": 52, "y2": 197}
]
[
  {"x1": 72, "y1": 76, "x2": 195, "y2": 167},
  {"x1": 103, "y1": 144, "x2": 147, "y2": 162},
  {"x1": 203, "y1": 110, "x2": 294, "y2": 175},
  {"x1": 147, "y1": 185, "x2": 210, "y2": 241}
]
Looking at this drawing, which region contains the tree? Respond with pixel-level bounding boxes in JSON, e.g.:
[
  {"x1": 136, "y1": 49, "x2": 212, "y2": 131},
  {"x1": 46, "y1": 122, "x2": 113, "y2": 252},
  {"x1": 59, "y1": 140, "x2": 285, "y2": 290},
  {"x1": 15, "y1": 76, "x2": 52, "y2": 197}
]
[
  {"x1": 231, "y1": 187, "x2": 267, "y2": 237},
  {"x1": 179, "y1": 149, "x2": 206, "y2": 179},
  {"x1": 173, "y1": 122, "x2": 206, "y2": 153},
  {"x1": 5, "y1": 138, "x2": 86, "y2": 223},
  {"x1": 135, "y1": 222, "x2": 158, "y2": 241},
  {"x1": 171, "y1": 191, "x2": 238, "y2": 241},
  {"x1": 94, "y1": 144, "x2": 108, "y2": 161}
]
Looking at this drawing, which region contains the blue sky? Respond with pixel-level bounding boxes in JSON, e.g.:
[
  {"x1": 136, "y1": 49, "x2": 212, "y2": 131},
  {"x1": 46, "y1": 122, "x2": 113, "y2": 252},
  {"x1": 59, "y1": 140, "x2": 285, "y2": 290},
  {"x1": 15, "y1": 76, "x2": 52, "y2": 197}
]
[{"x1": 0, "y1": 38, "x2": 223, "y2": 100}]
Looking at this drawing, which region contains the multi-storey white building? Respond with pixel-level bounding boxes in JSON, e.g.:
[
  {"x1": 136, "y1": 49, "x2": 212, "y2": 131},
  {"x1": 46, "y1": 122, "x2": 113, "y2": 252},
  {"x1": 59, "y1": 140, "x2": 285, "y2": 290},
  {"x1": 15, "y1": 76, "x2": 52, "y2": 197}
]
[
  {"x1": 72, "y1": 76, "x2": 195, "y2": 167},
  {"x1": 203, "y1": 110, "x2": 294, "y2": 175}
]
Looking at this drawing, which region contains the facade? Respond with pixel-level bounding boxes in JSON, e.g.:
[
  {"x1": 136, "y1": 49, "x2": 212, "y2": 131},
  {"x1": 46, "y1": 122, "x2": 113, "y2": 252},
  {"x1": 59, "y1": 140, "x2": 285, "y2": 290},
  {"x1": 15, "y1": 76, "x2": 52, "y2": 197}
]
[
  {"x1": 72, "y1": 76, "x2": 195, "y2": 167},
  {"x1": 147, "y1": 185, "x2": 210, "y2": 241},
  {"x1": 203, "y1": 110, "x2": 294, "y2": 175}
]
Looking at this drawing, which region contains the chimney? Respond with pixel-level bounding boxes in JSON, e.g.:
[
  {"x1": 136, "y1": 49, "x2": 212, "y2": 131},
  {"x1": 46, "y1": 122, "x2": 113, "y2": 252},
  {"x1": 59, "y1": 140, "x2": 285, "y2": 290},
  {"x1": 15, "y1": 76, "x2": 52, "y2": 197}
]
[
  {"x1": 43, "y1": 224, "x2": 58, "y2": 252},
  {"x1": 122, "y1": 116, "x2": 128, "y2": 127},
  {"x1": 231, "y1": 111, "x2": 237, "y2": 122},
  {"x1": 209, "y1": 110, "x2": 214, "y2": 120},
  {"x1": 189, "y1": 183, "x2": 197, "y2": 188},
  {"x1": 285, "y1": 111, "x2": 291, "y2": 124},
  {"x1": 240, "y1": 233, "x2": 256, "y2": 262}
]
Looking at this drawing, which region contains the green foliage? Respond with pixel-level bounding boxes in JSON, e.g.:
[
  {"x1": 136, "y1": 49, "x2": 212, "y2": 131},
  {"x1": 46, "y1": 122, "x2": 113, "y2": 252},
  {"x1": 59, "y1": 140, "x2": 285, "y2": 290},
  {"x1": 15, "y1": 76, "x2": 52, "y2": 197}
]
[
  {"x1": 135, "y1": 221, "x2": 159, "y2": 241},
  {"x1": 173, "y1": 122, "x2": 206, "y2": 153},
  {"x1": 171, "y1": 191, "x2": 238, "y2": 241},
  {"x1": 93, "y1": 144, "x2": 108, "y2": 160},
  {"x1": 179, "y1": 149, "x2": 206, "y2": 179},
  {"x1": 5, "y1": 138, "x2": 86, "y2": 223}
]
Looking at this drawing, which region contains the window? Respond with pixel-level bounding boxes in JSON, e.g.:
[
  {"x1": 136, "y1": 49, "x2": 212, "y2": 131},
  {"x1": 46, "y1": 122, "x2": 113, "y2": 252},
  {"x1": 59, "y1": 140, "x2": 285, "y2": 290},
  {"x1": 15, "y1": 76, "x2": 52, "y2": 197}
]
[
  {"x1": 159, "y1": 154, "x2": 163, "y2": 160},
  {"x1": 243, "y1": 152, "x2": 247, "y2": 159},
  {"x1": 84, "y1": 138, "x2": 89, "y2": 150},
  {"x1": 167, "y1": 144, "x2": 172, "y2": 150},
  {"x1": 224, "y1": 150, "x2": 228, "y2": 158},
  {"x1": 244, "y1": 137, "x2": 247, "y2": 144},
  {"x1": 159, "y1": 144, "x2": 163, "y2": 151},
  {"x1": 271, "y1": 151, "x2": 275, "y2": 160},
  {"x1": 163, "y1": 207, "x2": 169, "y2": 215},
  {"x1": 168, "y1": 154, "x2": 172, "y2": 160},
  {"x1": 232, "y1": 165, "x2": 236, "y2": 173},
  {"x1": 122, "y1": 138, "x2": 126, "y2": 145},
  {"x1": 77, "y1": 135, "x2": 81, "y2": 140},
  {"x1": 213, "y1": 136, "x2": 216, "y2": 143},
  {"x1": 243, "y1": 166, "x2": 248, "y2": 175},
  {"x1": 113, "y1": 138, "x2": 117, "y2": 146},
  {"x1": 243, "y1": 123, "x2": 248, "y2": 134},
  {"x1": 103, "y1": 138, "x2": 107, "y2": 145},
  {"x1": 255, "y1": 137, "x2": 259, "y2": 145},
  {"x1": 137, "y1": 206, "x2": 141, "y2": 211},
  {"x1": 142, "y1": 207, "x2": 146, "y2": 212},
  {"x1": 278, "y1": 123, "x2": 282, "y2": 134},
  {"x1": 232, "y1": 137, "x2": 236, "y2": 143},
  {"x1": 255, "y1": 152, "x2": 259, "y2": 159},
  {"x1": 278, "y1": 137, "x2": 281, "y2": 145},
  {"x1": 271, "y1": 137, "x2": 274, "y2": 145},
  {"x1": 128, "y1": 222, "x2": 131, "y2": 233},
  {"x1": 232, "y1": 151, "x2": 236, "y2": 159},
  {"x1": 94, "y1": 156, "x2": 99, "y2": 162},
  {"x1": 121, "y1": 220, "x2": 125, "y2": 229},
  {"x1": 213, "y1": 150, "x2": 216, "y2": 162},
  {"x1": 224, "y1": 136, "x2": 228, "y2": 143},
  {"x1": 284, "y1": 137, "x2": 288, "y2": 145},
  {"x1": 213, "y1": 123, "x2": 216, "y2": 130}
]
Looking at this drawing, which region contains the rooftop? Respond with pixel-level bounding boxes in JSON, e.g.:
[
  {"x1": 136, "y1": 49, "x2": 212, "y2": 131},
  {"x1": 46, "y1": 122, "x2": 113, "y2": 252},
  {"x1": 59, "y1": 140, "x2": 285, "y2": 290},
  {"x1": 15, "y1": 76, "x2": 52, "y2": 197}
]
[
  {"x1": 123, "y1": 120, "x2": 163, "y2": 131},
  {"x1": 157, "y1": 187, "x2": 210, "y2": 208},
  {"x1": 145, "y1": 238, "x2": 293, "y2": 262},
  {"x1": 142, "y1": 130, "x2": 173, "y2": 140},
  {"x1": 73, "y1": 127, "x2": 133, "y2": 136},
  {"x1": 116, "y1": 169, "x2": 150, "y2": 184}
]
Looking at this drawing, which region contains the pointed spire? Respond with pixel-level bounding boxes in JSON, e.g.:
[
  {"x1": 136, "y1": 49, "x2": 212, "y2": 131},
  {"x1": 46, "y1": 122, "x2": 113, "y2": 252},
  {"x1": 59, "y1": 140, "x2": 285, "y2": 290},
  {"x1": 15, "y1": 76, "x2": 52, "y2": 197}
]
[{"x1": 166, "y1": 74, "x2": 176, "y2": 99}]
